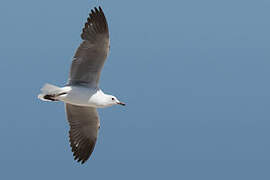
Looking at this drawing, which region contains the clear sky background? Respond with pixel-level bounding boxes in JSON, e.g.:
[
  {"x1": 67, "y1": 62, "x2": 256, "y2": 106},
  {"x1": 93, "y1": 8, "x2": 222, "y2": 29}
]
[{"x1": 0, "y1": 0, "x2": 270, "y2": 179}]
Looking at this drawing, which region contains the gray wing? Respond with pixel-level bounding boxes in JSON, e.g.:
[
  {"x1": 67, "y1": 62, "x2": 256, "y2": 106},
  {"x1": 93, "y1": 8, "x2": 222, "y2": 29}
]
[
  {"x1": 65, "y1": 103, "x2": 100, "y2": 164},
  {"x1": 68, "y1": 6, "x2": 109, "y2": 87}
]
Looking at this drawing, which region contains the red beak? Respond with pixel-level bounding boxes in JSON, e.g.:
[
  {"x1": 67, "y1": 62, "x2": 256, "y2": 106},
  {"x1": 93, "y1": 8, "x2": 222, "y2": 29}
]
[{"x1": 117, "y1": 102, "x2": 126, "y2": 106}]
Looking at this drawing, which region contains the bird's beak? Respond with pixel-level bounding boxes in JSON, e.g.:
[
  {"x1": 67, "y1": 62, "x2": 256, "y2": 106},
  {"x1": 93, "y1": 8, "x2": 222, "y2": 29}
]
[{"x1": 117, "y1": 102, "x2": 126, "y2": 106}]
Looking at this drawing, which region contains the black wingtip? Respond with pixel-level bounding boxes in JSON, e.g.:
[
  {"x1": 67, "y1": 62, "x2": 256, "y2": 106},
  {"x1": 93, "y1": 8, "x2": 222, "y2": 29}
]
[
  {"x1": 98, "y1": 6, "x2": 103, "y2": 12},
  {"x1": 80, "y1": 6, "x2": 108, "y2": 40}
]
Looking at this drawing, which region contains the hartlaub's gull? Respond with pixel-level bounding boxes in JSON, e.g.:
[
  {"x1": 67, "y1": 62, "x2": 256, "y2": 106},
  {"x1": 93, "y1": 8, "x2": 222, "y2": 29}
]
[{"x1": 38, "y1": 6, "x2": 125, "y2": 164}]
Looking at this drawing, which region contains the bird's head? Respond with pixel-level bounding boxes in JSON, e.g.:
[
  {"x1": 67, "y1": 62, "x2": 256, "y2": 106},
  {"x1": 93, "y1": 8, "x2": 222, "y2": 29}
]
[{"x1": 107, "y1": 95, "x2": 125, "y2": 106}]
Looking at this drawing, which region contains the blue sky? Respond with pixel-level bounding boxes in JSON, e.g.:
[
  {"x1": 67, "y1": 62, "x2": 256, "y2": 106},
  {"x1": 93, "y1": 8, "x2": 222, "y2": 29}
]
[{"x1": 0, "y1": 0, "x2": 270, "y2": 179}]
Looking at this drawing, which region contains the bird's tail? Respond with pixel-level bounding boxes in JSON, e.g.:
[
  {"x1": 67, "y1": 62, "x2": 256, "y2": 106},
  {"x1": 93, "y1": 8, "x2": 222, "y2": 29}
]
[{"x1": 38, "y1": 83, "x2": 65, "y2": 102}]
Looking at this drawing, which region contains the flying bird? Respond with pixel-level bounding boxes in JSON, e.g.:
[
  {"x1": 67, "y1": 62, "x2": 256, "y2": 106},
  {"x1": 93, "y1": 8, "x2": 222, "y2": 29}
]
[{"x1": 38, "y1": 6, "x2": 125, "y2": 164}]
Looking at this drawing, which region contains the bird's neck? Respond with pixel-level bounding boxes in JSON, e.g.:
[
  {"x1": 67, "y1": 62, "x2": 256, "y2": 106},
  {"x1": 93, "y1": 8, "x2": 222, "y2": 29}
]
[{"x1": 93, "y1": 90, "x2": 112, "y2": 108}]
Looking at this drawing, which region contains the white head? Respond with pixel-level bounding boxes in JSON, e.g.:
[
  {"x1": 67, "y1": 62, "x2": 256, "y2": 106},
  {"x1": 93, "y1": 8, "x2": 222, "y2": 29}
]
[{"x1": 104, "y1": 94, "x2": 125, "y2": 107}]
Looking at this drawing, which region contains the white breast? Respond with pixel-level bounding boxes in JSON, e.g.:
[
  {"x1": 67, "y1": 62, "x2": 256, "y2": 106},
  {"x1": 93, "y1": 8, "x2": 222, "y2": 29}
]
[{"x1": 59, "y1": 86, "x2": 105, "y2": 108}]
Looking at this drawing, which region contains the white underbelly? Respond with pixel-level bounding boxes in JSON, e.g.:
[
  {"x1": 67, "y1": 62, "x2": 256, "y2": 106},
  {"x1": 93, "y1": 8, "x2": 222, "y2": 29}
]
[{"x1": 59, "y1": 86, "x2": 100, "y2": 107}]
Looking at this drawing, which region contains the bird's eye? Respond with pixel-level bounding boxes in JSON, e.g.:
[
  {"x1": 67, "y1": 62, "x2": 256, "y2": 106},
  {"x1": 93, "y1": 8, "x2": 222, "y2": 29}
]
[{"x1": 112, "y1": 98, "x2": 115, "y2": 101}]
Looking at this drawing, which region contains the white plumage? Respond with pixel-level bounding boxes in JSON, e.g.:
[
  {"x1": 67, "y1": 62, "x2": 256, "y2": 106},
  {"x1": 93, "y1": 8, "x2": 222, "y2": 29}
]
[{"x1": 38, "y1": 6, "x2": 125, "y2": 164}]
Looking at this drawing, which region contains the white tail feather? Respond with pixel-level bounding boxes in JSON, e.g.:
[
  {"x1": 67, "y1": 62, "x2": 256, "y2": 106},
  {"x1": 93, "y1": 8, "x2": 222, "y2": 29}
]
[{"x1": 38, "y1": 83, "x2": 62, "y2": 101}]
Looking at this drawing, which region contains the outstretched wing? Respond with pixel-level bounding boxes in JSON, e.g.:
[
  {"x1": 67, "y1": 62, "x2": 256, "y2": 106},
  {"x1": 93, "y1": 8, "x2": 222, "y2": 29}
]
[
  {"x1": 68, "y1": 7, "x2": 109, "y2": 87},
  {"x1": 65, "y1": 103, "x2": 100, "y2": 164}
]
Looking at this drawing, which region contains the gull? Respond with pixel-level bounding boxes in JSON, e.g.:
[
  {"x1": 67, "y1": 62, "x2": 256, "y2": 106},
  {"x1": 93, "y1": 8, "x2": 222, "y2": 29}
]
[{"x1": 38, "y1": 6, "x2": 125, "y2": 164}]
